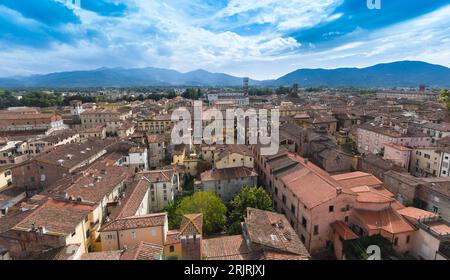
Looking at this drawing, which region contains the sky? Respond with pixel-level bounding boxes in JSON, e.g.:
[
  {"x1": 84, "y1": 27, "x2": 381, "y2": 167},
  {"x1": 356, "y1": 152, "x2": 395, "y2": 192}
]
[{"x1": 0, "y1": 0, "x2": 450, "y2": 80}]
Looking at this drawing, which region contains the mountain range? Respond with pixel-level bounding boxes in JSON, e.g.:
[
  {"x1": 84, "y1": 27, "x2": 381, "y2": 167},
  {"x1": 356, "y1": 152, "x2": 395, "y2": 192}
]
[{"x1": 1, "y1": 61, "x2": 449, "y2": 88}]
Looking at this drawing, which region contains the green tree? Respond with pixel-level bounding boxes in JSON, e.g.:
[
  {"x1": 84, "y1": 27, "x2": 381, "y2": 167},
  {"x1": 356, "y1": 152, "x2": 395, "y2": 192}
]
[
  {"x1": 182, "y1": 88, "x2": 202, "y2": 100},
  {"x1": 439, "y1": 89, "x2": 450, "y2": 110},
  {"x1": 0, "y1": 90, "x2": 21, "y2": 108},
  {"x1": 163, "y1": 199, "x2": 181, "y2": 230},
  {"x1": 227, "y1": 186, "x2": 273, "y2": 235},
  {"x1": 174, "y1": 191, "x2": 227, "y2": 235},
  {"x1": 20, "y1": 91, "x2": 64, "y2": 107}
]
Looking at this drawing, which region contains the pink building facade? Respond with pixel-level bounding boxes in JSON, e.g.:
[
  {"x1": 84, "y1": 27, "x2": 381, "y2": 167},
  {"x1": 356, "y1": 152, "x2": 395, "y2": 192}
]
[
  {"x1": 357, "y1": 127, "x2": 431, "y2": 155},
  {"x1": 383, "y1": 143, "x2": 411, "y2": 169}
]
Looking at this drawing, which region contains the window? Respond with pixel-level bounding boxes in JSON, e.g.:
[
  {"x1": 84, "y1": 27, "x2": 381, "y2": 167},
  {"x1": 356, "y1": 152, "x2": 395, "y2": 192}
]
[
  {"x1": 282, "y1": 195, "x2": 286, "y2": 205},
  {"x1": 131, "y1": 231, "x2": 136, "y2": 240},
  {"x1": 291, "y1": 204, "x2": 296, "y2": 215},
  {"x1": 329, "y1": 205, "x2": 334, "y2": 212},
  {"x1": 169, "y1": 245, "x2": 175, "y2": 253},
  {"x1": 394, "y1": 237, "x2": 398, "y2": 246},
  {"x1": 313, "y1": 225, "x2": 319, "y2": 235},
  {"x1": 301, "y1": 217, "x2": 307, "y2": 228},
  {"x1": 406, "y1": 235, "x2": 410, "y2": 244},
  {"x1": 433, "y1": 206, "x2": 439, "y2": 213},
  {"x1": 345, "y1": 216, "x2": 349, "y2": 223}
]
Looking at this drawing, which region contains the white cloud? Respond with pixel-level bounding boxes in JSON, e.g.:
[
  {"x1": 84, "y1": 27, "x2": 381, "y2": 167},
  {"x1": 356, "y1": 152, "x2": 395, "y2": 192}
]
[
  {"x1": 214, "y1": 0, "x2": 343, "y2": 31},
  {"x1": 0, "y1": 1, "x2": 449, "y2": 81}
]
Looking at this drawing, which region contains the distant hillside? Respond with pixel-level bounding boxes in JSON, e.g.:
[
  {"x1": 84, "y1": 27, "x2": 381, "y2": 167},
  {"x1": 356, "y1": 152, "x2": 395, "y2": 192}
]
[
  {"x1": 0, "y1": 67, "x2": 258, "y2": 88},
  {"x1": 272, "y1": 61, "x2": 450, "y2": 88},
  {"x1": 1, "y1": 61, "x2": 449, "y2": 88}
]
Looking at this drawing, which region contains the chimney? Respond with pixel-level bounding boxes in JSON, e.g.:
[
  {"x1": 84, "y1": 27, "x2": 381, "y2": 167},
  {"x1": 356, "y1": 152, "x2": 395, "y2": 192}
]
[
  {"x1": 336, "y1": 187, "x2": 342, "y2": 195},
  {"x1": 304, "y1": 158, "x2": 309, "y2": 164}
]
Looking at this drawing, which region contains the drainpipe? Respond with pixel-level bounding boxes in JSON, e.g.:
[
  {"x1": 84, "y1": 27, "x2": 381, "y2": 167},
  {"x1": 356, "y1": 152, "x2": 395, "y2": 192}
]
[{"x1": 116, "y1": 230, "x2": 121, "y2": 250}]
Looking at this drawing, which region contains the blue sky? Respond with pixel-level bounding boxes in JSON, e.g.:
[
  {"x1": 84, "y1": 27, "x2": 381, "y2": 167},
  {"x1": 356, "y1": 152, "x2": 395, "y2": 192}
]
[{"x1": 0, "y1": 0, "x2": 450, "y2": 79}]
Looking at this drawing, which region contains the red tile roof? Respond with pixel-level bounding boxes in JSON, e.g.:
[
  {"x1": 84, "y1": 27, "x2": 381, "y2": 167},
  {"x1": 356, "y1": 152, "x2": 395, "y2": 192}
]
[
  {"x1": 332, "y1": 171, "x2": 383, "y2": 188},
  {"x1": 120, "y1": 242, "x2": 164, "y2": 260},
  {"x1": 80, "y1": 251, "x2": 123, "y2": 260},
  {"x1": 180, "y1": 214, "x2": 203, "y2": 235},
  {"x1": 100, "y1": 213, "x2": 167, "y2": 232},
  {"x1": 200, "y1": 167, "x2": 257, "y2": 182},
  {"x1": 330, "y1": 221, "x2": 358, "y2": 240},
  {"x1": 13, "y1": 199, "x2": 92, "y2": 235},
  {"x1": 65, "y1": 162, "x2": 133, "y2": 204},
  {"x1": 203, "y1": 235, "x2": 253, "y2": 260},
  {"x1": 244, "y1": 208, "x2": 310, "y2": 259},
  {"x1": 352, "y1": 208, "x2": 415, "y2": 235},
  {"x1": 279, "y1": 156, "x2": 341, "y2": 209},
  {"x1": 111, "y1": 179, "x2": 149, "y2": 220},
  {"x1": 397, "y1": 207, "x2": 438, "y2": 222},
  {"x1": 165, "y1": 230, "x2": 181, "y2": 245}
]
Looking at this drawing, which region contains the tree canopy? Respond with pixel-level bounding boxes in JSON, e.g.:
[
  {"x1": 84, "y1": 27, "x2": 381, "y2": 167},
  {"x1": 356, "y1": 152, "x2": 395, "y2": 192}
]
[
  {"x1": 0, "y1": 89, "x2": 22, "y2": 108},
  {"x1": 439, "y1": 89, "x2": 450, "y2": 110},
  {"x1": 227, "y1": 186, "x2": 273, "y2": 235},
  {"x1": 182, "y1": 88, "x2": 202, "y2": 100},
  {"x1": 170, "y1": 191, "x2": 227, "y2": 235},
  {"x1": 21, "y1": 91, "x2": 64, "y2": 107}
]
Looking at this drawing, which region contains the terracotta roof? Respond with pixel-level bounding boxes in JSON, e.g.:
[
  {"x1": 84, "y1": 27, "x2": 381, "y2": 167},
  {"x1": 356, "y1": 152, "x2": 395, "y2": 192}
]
[
  {"x1": 422, "y1": 220, "x2": 450, "y2": 236},
  {"x1": 13, "y1": 199, "x2": 92, "y2": 235},
  {"x1": 77, "y1": 125, "x2": 106, "y2": 133},
  {"x1": 34, "y1": 138, "x2": 113, "y2": 170},
  {"x1": 397, "y1": 207, "x2": 439, "y2": 222},
  {"x1": 384, "y1": 143, "x2": 412, "y2": 151},
  {"x1": 80, "y1": 251, "x2": 123, "y2": 260},
  {"x1": 120, "y1": 242, "x2": 164, "y2": 260},
  {"x1": 203, "y1": 235, "x2": 253, "y2": 260},
  {"x1": 200, "y1": 167, "x2": 257, "y2": 182},
  {"x1": 147, "y1": 134, "x2": 166, "y2": 143},
  {"x1": 138, "y1": 168, "x2": 176, "y2": 183},
  {"x1": 64, "y1": 162, "x2": 133, "y2": 204},
  {"x1": 330, "y1": 221, "x2": 358, "y2": 240},
  {"x1": 35, "y1": 130, "x2": 79, "y2": 144},
  {"x1": 81, "y1": 108, "x2": 126, "y2": 115},
  {"x1": 165, "y1": 230, "x2": 181, "y2": 245},
  {"x1": 110, "y1": 179, "x2": 150, "y2": 220},
  {"x1": 0, "y1": 201, "x2": 44, "y2": 234},
  {"x1": 100, "y1": 213, "x2": 167, "y2": 232},
  {"x1": 215, "y1": 144, "x2": 252, "y2": 161},
  {"x1": 129, "y1": 146, "x2": 146, "y2": 153},
  {"x1": 422, "y1": 122, "x2": 450, "y2": 132},
  {"x1": 354, "y1": 188, "x2": 395, "y2": 204},
  {"x1": 358, "y1": 123, "x2": 429, "y2": 138},
  {"x1": 352, "y1": 208, "x2": 415, "y2": 235},
  {"x1": 421, "y1": 178, "x2": 450, "y2": 197},
  {"x1": 244, "y1": 208, "x2": 310, "y2": 258},
  {"x1": 277, "y1": 154, "x2": 343, "y2": 209},
  {"x1": 180, "y1": 214, "x2": 203, "y2": 235},
  {"x1": 259, "y1": 250, "x2": 309, "y2": 260},
  {"x1": 332, "y1": 172, "x2": 383, "y2": 189},
  {"x1": 0, "y1": 113, "x2": 60, "y2": 121}
]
